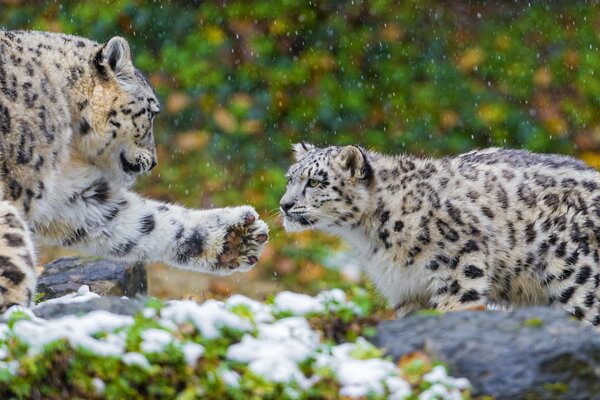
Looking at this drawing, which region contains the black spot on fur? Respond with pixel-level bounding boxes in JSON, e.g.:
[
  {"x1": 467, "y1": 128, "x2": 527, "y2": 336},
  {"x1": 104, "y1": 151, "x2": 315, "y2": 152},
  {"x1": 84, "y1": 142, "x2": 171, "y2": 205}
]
[
  {"x1": 558, "y1": 268, "x2": 574, "y2": 281},
  {"x1": 177, "y1": 229, "x2": 205, "y2": 263},
  {"x1": 459, "y1": 240, "x2": 479, "y2": 255},
  {"x1": 576, "y1": 266, "x2": 592, "y2": 284},
  {"x1": 3, "y1": 233, "x2": 24, "y2": 247},
  {"x1": 140, "y1": 214, "x2": 156, "y2": 235},
  {"x1": 559, "y1": 286, "x2": 576, "y2": 304},
  {"x1": 450, "y1": 280, "x2": 461, "y2": 294},
  {"x1": 480, "y1": 206, "x2": 494, "y2": 219},
  {"x1": 103, "y1": 206, "x2": 120, "y2": 221},
  {"x1": 436, "y1": 220, "x2": 459, "y2": 242},
  {"x1": 449, "y1": 257, "x2": 460, "y2": 269},
  {"x1": 87, "y1": 179, "x2": 110, "y2": 204},
  {"x1": 497, "y1": 186, "x2": 509, "y2": 209},
  {"x1": 435, "y1": 254, "x2": 450, "y2": 264},
  {"x1": 8, "y1": 179, "x2": 22, "y2": 200},
  {"x1": 0, "y1": 104, "x2": 11, "y2": 135},
  {"x1": 517, "y1": 183, "x2": 537, "y2": 207},
  {"x1": 93, "y1": 48, "x2": 108, "y2": 80},
  {"x1": 0, "y1": 256, "x2": 25, "y2": 285},
  {"x1": 111, "y1": 240, "x2": 137, "y2": 257},
  {"x1": 445, "y1": 201, "x2": 464, "y2": 225},
  {"x1": 63, "y1": 227, "x2": 87, "y2": 247},
  {"x1": 378, "y1": 210, "x2": 390, "y2": 225},
  {"x1": 525, "y1": 223, "x2": 536, "y2": 243},
  {"x1": 463, "y1": 264, "x2": 484, "y2": 279},
  {"x1": 393, "y1": 220, "x2": 404, "y2": 232},
  {"x1": 426, "y1": 260, "x2": 439, "y2": 270},
  {"x1": 408, "y1": 246, "x2": 421, "y2": 258},
  {"x1": 555, "y1": 242, "x2": 567, "y2": 258},
  {"x1": 80, "y1": 119, "x2": 91, "y2": 135},
  {"x1": 584, "y1": 292, "x2": 595, "y2": 308},
  {"x1": 460, "y1": 290, "x2": 480, "y2": 303},
  {"x1": 572, "y1": 307, "x2": 585, "y2": 319}
]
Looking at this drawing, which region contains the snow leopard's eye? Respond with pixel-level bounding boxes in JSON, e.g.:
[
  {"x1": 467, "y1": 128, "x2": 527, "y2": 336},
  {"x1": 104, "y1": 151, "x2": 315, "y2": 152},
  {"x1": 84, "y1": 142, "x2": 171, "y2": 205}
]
[{"x1": 307, "y1": 178, "x2": 320, "y2": 188}]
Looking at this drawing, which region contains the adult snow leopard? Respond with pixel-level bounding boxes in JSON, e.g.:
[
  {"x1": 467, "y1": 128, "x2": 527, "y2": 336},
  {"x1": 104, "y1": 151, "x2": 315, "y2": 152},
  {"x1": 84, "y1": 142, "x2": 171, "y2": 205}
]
[
  {"x1": 0, "y1": 30, "x2": 268, "y2": 310},
  {"x1": 281, "y1": 143, "x2": 600, "y2": 325}
]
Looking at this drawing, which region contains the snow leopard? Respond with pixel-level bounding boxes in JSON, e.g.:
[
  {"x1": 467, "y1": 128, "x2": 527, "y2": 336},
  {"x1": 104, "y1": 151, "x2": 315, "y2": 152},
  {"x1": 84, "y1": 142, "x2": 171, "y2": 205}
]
[
  {"x1": 280, "y1": 143, "x2": 600, "y2": 325},
  {"x1": 0, "y1": 30, "x2": 269, "y2": 310}
]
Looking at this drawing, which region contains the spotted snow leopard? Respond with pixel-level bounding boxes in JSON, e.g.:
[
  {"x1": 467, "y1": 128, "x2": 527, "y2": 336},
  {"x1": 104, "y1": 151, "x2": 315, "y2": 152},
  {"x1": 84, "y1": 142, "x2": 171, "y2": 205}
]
[
  {"x1": 280, "y1": 143, "x2": 600, "y2": 325},
  {"x1": 0, "y1": 30, "x2": 269, "y2": 310}
]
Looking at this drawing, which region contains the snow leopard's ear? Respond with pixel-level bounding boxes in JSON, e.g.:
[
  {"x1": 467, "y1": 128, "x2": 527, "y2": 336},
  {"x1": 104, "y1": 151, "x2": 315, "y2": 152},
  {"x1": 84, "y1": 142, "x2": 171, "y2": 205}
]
[
  {"x1": 292, "y1": 142, "x2": 315, "y2": 161},
  {"x1": 94, "y1": 37, "x2": 133, "y2": 82},
  {"x1": 334, "y1": 145, "x2": 373, "y2": 181}
]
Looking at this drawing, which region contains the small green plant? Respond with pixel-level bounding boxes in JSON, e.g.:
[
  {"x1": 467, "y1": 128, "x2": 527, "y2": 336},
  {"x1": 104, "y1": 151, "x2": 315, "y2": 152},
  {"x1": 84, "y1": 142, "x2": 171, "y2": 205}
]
[{"x1": 523, "y1": 317, "x2": 544, "y2": 328}]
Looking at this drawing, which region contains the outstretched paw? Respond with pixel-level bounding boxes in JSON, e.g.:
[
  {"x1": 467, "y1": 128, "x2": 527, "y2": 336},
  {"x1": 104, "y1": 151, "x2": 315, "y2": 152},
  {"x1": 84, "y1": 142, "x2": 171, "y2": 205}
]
[{"x1": 215, "y1": 210, "x2": 269, "y2": 273}]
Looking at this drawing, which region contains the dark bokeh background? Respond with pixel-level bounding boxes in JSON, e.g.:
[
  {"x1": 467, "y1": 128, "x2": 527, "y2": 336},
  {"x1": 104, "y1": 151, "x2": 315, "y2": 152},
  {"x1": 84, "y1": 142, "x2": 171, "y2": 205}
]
[{"x1": 2, "y1": 1, "x2": 599, "y2": 300}]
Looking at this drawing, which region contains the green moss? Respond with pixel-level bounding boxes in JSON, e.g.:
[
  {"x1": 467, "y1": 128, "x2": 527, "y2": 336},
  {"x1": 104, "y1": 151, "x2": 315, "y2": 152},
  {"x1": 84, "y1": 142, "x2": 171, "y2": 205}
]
[
  {"x1": 523, "y1": 317, "x2": 544, "y2": 328},
  {"x1": 416, "y1": 309, "x2": 444, "y2": 317},
  {"x1": 542, "y1": 382, "x2": 569, "y2": 395}
]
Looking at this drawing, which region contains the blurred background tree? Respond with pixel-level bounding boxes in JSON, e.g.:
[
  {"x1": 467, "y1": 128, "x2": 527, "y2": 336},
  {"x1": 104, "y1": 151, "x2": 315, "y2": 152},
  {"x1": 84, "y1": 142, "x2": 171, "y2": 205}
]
[{"x1": 1, "y1": 0, "x2": 599, "y2": 300}]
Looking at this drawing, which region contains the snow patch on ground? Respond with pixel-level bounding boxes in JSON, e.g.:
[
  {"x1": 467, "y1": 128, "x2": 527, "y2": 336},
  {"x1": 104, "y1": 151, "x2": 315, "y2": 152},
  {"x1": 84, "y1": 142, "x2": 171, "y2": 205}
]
[
  {"x1": 161, "y1": 299, "x2": 252, "y2": 339},
  {"x1": 0, "y1": 285, "x2": 471, "y2": 399}
]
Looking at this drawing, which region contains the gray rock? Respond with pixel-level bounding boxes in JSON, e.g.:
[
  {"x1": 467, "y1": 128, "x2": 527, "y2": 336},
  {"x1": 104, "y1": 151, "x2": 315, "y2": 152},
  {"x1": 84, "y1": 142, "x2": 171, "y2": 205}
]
[
  {"x1": 374, "y1": 307, "x2": 600, "y2": 400},
  {"x1": 37, "y1": 256, "x2": 147, "y2": 301},
  {"x1": 33, "y1": 296, "x2": 147, "y2": 319}
]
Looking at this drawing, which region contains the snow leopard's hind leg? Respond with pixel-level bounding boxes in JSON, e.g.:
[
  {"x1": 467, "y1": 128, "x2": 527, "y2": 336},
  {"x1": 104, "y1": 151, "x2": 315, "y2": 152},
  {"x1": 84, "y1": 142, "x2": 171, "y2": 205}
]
[{"x1": 0, "y1": 201, "x2": 36, "y2": 311}]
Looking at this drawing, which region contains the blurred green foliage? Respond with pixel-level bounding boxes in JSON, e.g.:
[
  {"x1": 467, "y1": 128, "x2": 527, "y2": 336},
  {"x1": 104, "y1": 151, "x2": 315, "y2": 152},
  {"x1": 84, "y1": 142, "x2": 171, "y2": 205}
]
[{"x1": 2, "y1": 0, "x2": 600, "y2": 293}]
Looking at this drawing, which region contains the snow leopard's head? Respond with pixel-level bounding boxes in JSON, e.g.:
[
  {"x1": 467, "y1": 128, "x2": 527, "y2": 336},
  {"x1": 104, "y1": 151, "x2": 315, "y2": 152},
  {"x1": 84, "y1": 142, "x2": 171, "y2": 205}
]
[
  {"x1": 280, "y1": 143, "x2": 374, "y2": 232},
  {"x1": 81, "y1": 36, "x2": 161, "y2": 186}
]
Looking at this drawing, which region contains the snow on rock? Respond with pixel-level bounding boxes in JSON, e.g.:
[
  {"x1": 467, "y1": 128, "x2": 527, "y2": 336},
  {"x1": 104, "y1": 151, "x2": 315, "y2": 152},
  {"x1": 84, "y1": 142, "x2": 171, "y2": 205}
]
[
  {"x1": 161, "y1": 299, "x2": 252, "y2": 338},
  {"x1": 33, "y1": 284, "x2": 101, "y2": 307}
]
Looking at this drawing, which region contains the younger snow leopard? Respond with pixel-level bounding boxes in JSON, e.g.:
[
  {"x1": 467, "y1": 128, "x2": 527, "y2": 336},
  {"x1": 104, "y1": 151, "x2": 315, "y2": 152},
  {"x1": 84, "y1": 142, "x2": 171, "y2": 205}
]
[
  {"x1": 0, "y1": 30, "x2": 268, "y2": 310},
  {"x1": 281, "y1": 143, "x2": 600, "y2": 325}
]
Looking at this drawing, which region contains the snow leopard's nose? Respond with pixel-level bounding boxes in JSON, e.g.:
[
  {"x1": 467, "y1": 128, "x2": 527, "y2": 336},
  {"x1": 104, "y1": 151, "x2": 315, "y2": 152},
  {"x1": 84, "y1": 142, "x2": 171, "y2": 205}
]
[{"x1": 280, "y1": 200, "x2": 295, "y2": 214}]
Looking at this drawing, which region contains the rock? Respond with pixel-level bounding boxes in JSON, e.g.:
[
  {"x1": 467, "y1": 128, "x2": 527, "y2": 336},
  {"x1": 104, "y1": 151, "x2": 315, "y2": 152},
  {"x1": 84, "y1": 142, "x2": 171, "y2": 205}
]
[
  {"x1": 37, "y1": 257, "x2": 147, "y2": 301},
  {"x1": 374, "y1": 307, "x2": 600, "y2": 399},
  {"x1": 33, "y1": 296, "x2": 147, "y2": 319}
]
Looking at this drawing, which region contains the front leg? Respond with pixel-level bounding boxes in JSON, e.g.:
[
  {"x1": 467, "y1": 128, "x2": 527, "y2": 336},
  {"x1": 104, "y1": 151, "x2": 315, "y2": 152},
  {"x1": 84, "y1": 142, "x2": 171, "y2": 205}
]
[
  {"x1": 34, "y1": 187, "x2": 269, "y2": 275},
  {"x1": 167, "y1": 205, "x2": 270, "y2": 274}
]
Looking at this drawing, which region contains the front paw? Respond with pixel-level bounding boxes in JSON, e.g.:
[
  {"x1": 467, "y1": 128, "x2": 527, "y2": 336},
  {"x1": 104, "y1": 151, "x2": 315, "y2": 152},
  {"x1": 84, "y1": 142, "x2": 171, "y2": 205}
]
[
  {"x1": 214, "y1": 207, "x2": 269, "y2": 273},
  {"x1": 174, "y1": 206, "x2": 269, "y2": 274}
]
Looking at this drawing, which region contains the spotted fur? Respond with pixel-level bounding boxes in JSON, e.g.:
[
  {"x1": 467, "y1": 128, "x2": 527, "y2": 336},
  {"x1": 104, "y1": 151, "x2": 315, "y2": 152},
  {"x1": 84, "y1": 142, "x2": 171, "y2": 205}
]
[
  {"x1": 281, "y1": 143, "x2": 600, "y2": 325},
  {"x1": 0, "y1": 30, "x2": 268, "y2": 310}
]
